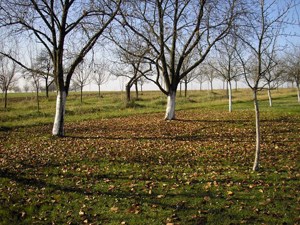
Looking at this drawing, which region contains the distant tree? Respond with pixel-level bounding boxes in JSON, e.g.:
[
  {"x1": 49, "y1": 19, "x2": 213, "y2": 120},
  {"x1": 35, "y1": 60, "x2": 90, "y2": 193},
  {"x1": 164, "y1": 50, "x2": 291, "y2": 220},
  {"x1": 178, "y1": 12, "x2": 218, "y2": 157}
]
[
  {"x1": 195, "y1": 70, "x2": 206, "y2": 91},
  {"x1": 205, "y1": 65, "x2": 217, "y2": 92},
  {"x1": 112, "y1": 43, "x2": 151, "y2": 103},
  {"x1": 23, "y1": 52, "x2": 44, "y2": 112},
  {"x1": 0, "y1": 55, "x2": 18, "y2": 109},
  {"x1": 35, "y1": 49, "x2": 54, "y2": 98},
  {"x1": 92, "y1": 61, "x2": 110, "y2": 98},
  {"x1": 209, "y1": 36, "x2": 241, "y2": 112},
  {"x1": 73, "y1": 61, "x2": 92, "y2": 103},
  {"x1": 284, "y1": 48, "x2": 300, "y2": 103},
  {"x1": 263, "y1": 61, "x2": 285, "y2": 107},
  {"x1": 138, "y1": 77, "x2": 147, "y2": 94},
  {"x1": 180, "y1": 54, "x2": 198, "y2": 97},
  {"x1": 11, "y1": 85, "x2": 21, "y2": 93},
  {"x1": 23, "y1": 82, "x2": 30, "y2": 93}
]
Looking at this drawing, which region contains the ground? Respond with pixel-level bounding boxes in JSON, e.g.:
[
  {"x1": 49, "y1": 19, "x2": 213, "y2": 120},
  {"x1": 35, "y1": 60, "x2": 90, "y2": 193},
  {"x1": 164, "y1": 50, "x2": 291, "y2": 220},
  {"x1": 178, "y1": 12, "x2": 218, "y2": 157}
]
[{"x1": 0, "y1": 105, "x2": 299, "y2": 224}]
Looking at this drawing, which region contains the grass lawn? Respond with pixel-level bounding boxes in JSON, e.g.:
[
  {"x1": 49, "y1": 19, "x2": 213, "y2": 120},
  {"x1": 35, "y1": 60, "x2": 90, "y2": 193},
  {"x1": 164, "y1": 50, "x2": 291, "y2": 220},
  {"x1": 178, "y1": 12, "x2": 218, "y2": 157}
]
[{"x1": 0, "y1": 88, "x2": 299, "y2": 224}]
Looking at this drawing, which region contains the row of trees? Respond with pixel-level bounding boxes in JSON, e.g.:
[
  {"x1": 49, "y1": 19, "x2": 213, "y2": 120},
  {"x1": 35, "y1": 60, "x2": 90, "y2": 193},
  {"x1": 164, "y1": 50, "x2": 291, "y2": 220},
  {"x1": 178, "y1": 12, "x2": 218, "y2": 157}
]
[{"x1": 0, "y1": 0, "x2": 299, "y2": 170}]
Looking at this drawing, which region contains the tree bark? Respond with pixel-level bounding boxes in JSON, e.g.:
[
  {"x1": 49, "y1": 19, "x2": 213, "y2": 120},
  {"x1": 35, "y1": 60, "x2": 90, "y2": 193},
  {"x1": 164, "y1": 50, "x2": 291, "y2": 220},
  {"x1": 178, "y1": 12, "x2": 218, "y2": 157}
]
[
  {"x1": 52, "y1": 90, "x2": 67, "y2": 137},
  {"x1": 179, "y1": 82, "x2": 182, "y2": 97},
  {"x1": 228, "y1": 81, "x2": 232, "y2": 112},
  {"x1": 165, "y1": 90, "x2": 176, "y2": 120},
  {"x1": 36, "y1": 87, "x2": 40, "y2": 112},
  {"x1": 80, "y1": 86, "x2": 83, "y2": 103},
  {"x1": 135, "y1": 81, "x2": 138, "y2": 99},
  {"x1": 98, "y1": 84, "x2": 101, "y2": 98},
  {"x1": 297, "y1": 84, "x2": 300, "y2": 103},
  {"x1": 267, "y1": 85, "x2": 272, "y2": 107},
  {"x1": 4, "y1": 89, "x2": 8, "y2": 109},
  {"x1": 253, "y1": 90, "x2": 261, "y2": 171},
  {"x1": 184, "y1": 80, "x2": 188, "y2": 97},
  {"x1": 126, "y1": 83, "x2": 131, "y2": 103},
  {"x1": 45, "y1": 78, "x2": 49, "y2": 98}
]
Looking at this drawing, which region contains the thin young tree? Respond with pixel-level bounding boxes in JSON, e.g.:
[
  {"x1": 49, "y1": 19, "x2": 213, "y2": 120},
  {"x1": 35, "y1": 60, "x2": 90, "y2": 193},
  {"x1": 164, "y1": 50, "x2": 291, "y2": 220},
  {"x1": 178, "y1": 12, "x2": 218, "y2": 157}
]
[
  {"x1": 208, "y1": 36, "x2": 241, "y2": 112},
  {"x1": 113, "y1": 0, "x2": 240, "y2": 120},
  {"x1": 92, "y1": 61, "x2": 110, "y2": 98},
  {"x1": 284, "y1": 48, "x2": 300, "y2": 103},
  {"x1": 73, "y1": 60, "x2": 92, "y2": 103},
  {"x1": 263, "y1": 61, "x2": 284, "y2": 107},
  {"x1": 195, "y1": 70, "x2": 206, "y2": 91},
  {"x1": 113, "y1": 54, "x2": 151, "y2": 103},
  {"x1": 0, "y1": 55, "x2": 18, "y2": 109},
  {"x1": 0, "y1": 0, "x2": 121, "y2": 136},
  {"x1": 236, "y1": 0, "x2": 292, "y2": 171},
  {"x1": 35, "y1": 49, "x2": 54, "y2": 98}
]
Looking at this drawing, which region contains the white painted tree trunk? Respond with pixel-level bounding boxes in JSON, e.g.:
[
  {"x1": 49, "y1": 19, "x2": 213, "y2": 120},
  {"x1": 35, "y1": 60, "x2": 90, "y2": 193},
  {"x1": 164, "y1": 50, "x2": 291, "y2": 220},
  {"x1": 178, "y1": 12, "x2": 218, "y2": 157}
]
[
  {"x1": 253, "y1": 91, "x2": 261, "y2": 171},
  {"x1": 268, "y1": 87, "x2": 272, "y2": 107},
  {"x1": 165, "y1": 91, "x2": 176, "y2": 120},
  {"x1": 52, "y1": 90, "x2": 66, "y2": 136},
  {"x1": 297, "y1": 85, "x2": 300, "y2": 103},
  {"x1": 228, "y1": 81, "x2": 232, "y2": 112}
]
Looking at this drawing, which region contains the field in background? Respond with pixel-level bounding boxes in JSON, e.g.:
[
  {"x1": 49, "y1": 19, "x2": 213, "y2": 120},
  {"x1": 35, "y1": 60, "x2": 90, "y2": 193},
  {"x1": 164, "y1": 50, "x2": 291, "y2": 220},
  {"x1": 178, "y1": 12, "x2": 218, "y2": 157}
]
[
  {"x1": 1, "y1": 88, "x2": 299, "y2": 129},
  {"x1": 0, "y1": 88, "x2": 299, "y2": 224}
]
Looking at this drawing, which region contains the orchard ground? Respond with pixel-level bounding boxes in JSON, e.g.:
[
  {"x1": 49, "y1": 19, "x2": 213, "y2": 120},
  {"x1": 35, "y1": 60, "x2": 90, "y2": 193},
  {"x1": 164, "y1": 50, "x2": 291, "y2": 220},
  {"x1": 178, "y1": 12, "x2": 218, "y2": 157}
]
[{"x1": 0, "y1": 88, "x2": 299, "y2": 224}]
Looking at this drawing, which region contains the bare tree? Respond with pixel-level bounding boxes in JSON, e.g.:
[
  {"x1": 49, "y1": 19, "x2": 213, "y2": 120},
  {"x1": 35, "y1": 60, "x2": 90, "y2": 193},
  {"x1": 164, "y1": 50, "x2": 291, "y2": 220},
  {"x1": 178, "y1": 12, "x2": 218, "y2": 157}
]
[
  {"x1": 236, "y1": 0, "x2": 292, "y2": 171},
  {"x1": 263, "y1": 61, "x2": 284, "y2": 107},
  {"x1": 73, "y1": 60, "x2": 92, "y2": 103},
  {"x1": 112, "y1": 0, "x2": 240, "y2": 120},
  {"x1": 195, "y1": 70, "x2": 206, "y2": 91},
  {"x1": 35, "y1": 49, "x2": 54, "y2": 98},
  {"x1": 205, "y1": 64, "x2": 217, "y2": 92},
  {"x1": 284, "y1": 48, "x2": 300, "y2": 103},
  {"x1": 92, "y1": 61, "x2": 110, "y2": 98},
  {"x1": 23, "y1": 82, "x2": 30, "y2": 93},
  {"x1": 0, "y1": 0, "x2": 121, "y2": 136},
  {"x1": 113, "y1": 51, "x2": 151, "y2": 103},
  {"x1": 138, "y1": 76, "x2": 147, "y2": 94},
  {"x1": 0, "y1": 55, "x2": 18, "y2": 109},
  {"x1": 209, "y1": 36, "x2": 241, "y2": 112}
]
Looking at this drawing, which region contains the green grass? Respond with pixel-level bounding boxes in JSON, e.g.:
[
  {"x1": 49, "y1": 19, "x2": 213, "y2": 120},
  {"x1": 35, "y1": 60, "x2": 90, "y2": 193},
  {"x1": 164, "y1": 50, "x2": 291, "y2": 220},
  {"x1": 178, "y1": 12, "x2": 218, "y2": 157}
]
[
  {"x1": 1, "y1": 88, "x2": 299, "y2": 128},
  {"x1": 0, "y1": 88, "x2": 299, "y2": 224}
]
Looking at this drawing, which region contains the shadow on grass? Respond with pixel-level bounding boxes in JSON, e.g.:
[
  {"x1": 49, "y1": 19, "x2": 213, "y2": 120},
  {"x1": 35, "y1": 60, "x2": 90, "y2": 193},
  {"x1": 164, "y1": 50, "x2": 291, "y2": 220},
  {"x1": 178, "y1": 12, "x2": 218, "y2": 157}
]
[{"x1": 0, "y1": 168, "x2": 206, "y2": 212}]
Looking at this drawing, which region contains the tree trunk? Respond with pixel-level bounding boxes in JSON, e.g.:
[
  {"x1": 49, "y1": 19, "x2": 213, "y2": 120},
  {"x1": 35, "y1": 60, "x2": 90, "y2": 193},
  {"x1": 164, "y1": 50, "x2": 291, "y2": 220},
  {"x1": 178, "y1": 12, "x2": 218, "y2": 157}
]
[
  {"x1": 98, "y1": 84, "x2": 101, "y2": 98},
  {"x1": 235, "y1": 80, "x2": 238, "y2": 91},
  {"x1": 179, "y1": 82, "x2": 182, "y2": 97},
  {"x1": 199, "y1": 82, "x2": 202, "y2": 91},
  {"x1": 184, "y1": 80, "x2": 187, "y2": 97},
  {"x1": 135, "y1": 81, "x2": 138, "y2": 99},
  {"x1": 4, "y1": 89, "x2": 8, "y2": 109},
  {"x1": 80, "y1": 86, "x2": 83, "y2": 103},
  {"x1": 228, "y1": 81, "x2": 232, "y2": 112},
  {"x1": 126, "y1": 83, "x2": 131, "y2": 103},
  {"x1": 210, "y1": 80, "x2": 213, "y2": 92},
  {"x1": 52, "y1": 90, "x2": 67, "y2": 136},
  {"x1": 45, "y1": 78, "x2": 49, "y2": 98},
  {"x1": 268, "y1": 85, "x2": 272, "y2": 107},
  {"x1": 165, "y1": 90, "x2": 176, "y2": 120},
  {"x1": 253, "y1": 90, "x2": 261, "y2": 171},
  {"x1": 36, "y1": 87, "x2": 40, "y2": 112},
  {"x1": 297, "y1": 84, "x2": 300, "y2": 103}
]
